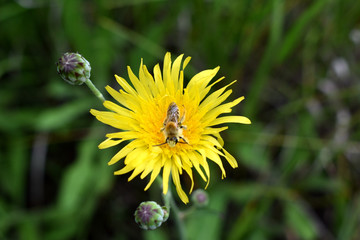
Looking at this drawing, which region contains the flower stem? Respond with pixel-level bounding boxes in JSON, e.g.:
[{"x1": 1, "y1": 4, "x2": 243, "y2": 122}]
[
  {"x1": 85, "y1": 79, "x2": 105, "y2": 102},
  {"x1": 156, "y1": 177, "x2": 186, "y2": 240},
  {"x1": 169, "y1": 192, "x2": 186, "y2": 240}
]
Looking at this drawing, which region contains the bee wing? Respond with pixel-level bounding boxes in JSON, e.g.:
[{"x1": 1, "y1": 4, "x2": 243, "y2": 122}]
[{"x1": 166, "y1": 102, "x2": 180, "y2": 123}]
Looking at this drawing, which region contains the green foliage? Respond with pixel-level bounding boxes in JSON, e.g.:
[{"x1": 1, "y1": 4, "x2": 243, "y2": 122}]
[{"x1": 1, "y1": 0, "x2": 360, "y2": 239}]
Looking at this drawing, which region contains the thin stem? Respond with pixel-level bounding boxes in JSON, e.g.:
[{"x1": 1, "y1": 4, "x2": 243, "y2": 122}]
[
  {"x1": 85, "y1": 79, "x2": 105, "y2": 102},
  {"x1": 169, "y1": 193, "x2": 186, "y2": 240},
  {"x1": 156, "y1": 176, "x2": 186, "y2": 240}
]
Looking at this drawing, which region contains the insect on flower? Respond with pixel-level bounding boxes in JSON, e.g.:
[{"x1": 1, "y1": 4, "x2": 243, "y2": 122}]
[
  {"x1": 90, "y1": 52, "x2": 252, "y2": 204},
  {"x1": 154, "y1": 102, "x2": 189, "y2": 147}
]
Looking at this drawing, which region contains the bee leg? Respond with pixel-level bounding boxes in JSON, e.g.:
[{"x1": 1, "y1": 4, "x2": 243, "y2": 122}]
[
  {"x1": 160, "y1": 122, "x2": 166, "y2": 132},
  {"x1": 180, "y1": 125, "x2": 187, "y2": 129},
  {"x1": 179, "y1": 109, "x2": 186, "y2": 129},
  {"x1": 179, "y1": 107, "x2": 185, "y2": 124},
  {"x1": 153, "y1": 142, "x2": 167, "y2": 147},
  {"x1": 179, "y1": 136, "x2": 189, "y2": 144}
]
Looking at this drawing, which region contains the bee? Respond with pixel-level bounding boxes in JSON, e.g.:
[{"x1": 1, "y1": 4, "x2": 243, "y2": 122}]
[{"x1": 154, "y1": 102, "x2": 189, "y2": 147}]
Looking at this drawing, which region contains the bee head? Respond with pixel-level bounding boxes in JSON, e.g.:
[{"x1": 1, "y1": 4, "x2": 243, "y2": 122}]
[{"x1": 166, "y1": 136, "x2": 178, "y2": 147}]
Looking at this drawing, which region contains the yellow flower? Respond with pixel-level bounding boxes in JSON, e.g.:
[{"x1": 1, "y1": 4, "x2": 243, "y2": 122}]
[{"x1": 90, "y1": 52, "x2": 251, "y2": 203}]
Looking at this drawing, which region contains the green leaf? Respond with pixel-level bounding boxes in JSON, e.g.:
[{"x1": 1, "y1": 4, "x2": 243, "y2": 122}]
[
  {"x1": 222, "y1": 182, "x2": 266, "y2": 203},
  {"x1": 35, "y1": 99, "x2": 93, "y2": 131},
  {"x1": 337, "y1": 195, "x2": 360, "y2": 240},
  {"x1": 227, "y1": 197, "x2": 272, "y2": 240},
  {"x1": 19, "y1": 219, "x2": 40, "y2": 240},
  {"x1": 186, "y1": 189, "x2": 228, "y2": 240},
  {"x1": 285, "y1": 202, "x2": 318, "y2": 240},
  {"x1": 278, "y1": 0, "x2": 328, "y2": 63},
  {"x1": 0, "y1": 2, "x2": 27, "y2": 22},
  {"x1": 144, "y1": 228, "x2": 168, "y2": 240}
]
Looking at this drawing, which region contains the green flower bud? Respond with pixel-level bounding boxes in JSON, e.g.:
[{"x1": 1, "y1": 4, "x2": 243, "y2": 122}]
[
  {"x1": 134, "y1": 201, "x2": 168, "y2": 230},
  {"x1": 56, "y1": 52, "x2": 91, "y2": 85},
  {"x1": 191, "y1": 189, "x2": 209, "y2": 207}
]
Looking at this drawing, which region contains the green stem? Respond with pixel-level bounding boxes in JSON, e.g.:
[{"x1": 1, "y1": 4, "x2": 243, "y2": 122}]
[
  {"x1": 156, "y1": 176, "x2": 186, "y2": 240},
  {"x1": 169, "y1": 193, "x2": 186, "y2": 240},
  {"x1": 85, "y1": 79, "x2": 105, "y2": 102}
]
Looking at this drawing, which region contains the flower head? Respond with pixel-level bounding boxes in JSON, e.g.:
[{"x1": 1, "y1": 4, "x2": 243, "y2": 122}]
[{"x1": 90, "y1": 53, "x2": 251, "y2": 203}]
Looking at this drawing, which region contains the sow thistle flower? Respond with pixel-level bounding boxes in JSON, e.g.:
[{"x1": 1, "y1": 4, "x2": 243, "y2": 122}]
[{"x1": 90, "y1": 53, "x2": 251, "y2": 203}]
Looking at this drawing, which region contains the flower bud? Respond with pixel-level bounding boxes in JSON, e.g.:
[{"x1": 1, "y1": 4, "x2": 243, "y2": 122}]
[
  {"x1": 134, "y1": 201, "x2": 168, "y2": 230},
  {"x1": 56, "y1": 52, "x2": 91, "y2": 85},
  {"x1": 191, "y1": 189, "x2": 209, "y2": 207}
]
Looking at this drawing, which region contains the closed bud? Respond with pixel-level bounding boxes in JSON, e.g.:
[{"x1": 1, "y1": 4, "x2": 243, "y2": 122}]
[
  {"x1": 191, "y1": 189, "x2": 209, "y2": 207},
  {"x1": 134, "y1": 201, "x2": 168, "y2": 230},
  {"x1": 56, "y1": 52, "x2": 91, "y2": 85}
]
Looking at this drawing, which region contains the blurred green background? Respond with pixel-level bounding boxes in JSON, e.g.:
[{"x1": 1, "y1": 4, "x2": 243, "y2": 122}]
[{"x1": 1, "y1": 0, "x2": 360, "y2": 239}]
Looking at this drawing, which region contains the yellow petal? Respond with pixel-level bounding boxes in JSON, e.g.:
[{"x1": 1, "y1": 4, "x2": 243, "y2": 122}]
[
  {"x1": 197, "y1": 77, "x2": 226, "y2": 104},
  {"x1": 105, "y1": 131, "x2": 140, "y2": 140},
  {"x1": 171, "y1": 54, "x2": 184, "y2": 92},
  {"x1": 105, "y1": 86, "x2": 127, "y2": 106},
  {"x1": 186, "y1": 151, "x2": 207, "y2": 182},
  {"x1": 140, "y1": 154, "x2": 160, "y2": 179},
  {"x1": 163, "y1": 52, "x2": 173, "y2": 94},
  {"x1": 199, "y1": 80, "x2": 237, "y2": 113},
  {"x1": 202, "y1": 126, "x2": 228, "y2": 135},
  {"x1": 127, "y1": 65, "x2": 150, "y2": 100},
  {"x1": 187, "y1": 67, "x2": 220, "y2": 89},
  {"x1": 187, "y1": 67, "x2": 220, "y2": 100},
  {"x1": 183, "y1": 56, "x2": 191, "y2": 70},
  {"x1": 222, "y1": 148, "x2": 238, "y2": 168},
  {"x1": 98, "y1": 138, "x2": 124, "y2": 149},
  {"x1": 153, "y1": 64, "x2": 165, "y2": 96},
  {"x1": 181, "y1": 158, "x2": 194, "y2": 193},
  {"x1": 108, "y1": 140, "x2": 143, "y2": 165},
  {"x1": 201, "y1": 135, "x2": 223, "y2": 148},
  {"x1": 197, "y1": 90, "x2": 232, "y2": 120},
  {"x1": 141, "y1": 65, "x2": 157, "y2": 97},
  {"x1": 201, "y1": 146, "x2": 226, "y2": 179},
  {"x1": 124, "y1": 147, "x2": 149, "y2": 165},
  {"x1": 128, "y1": 164, "x2": 146, "y2": 181},
  {"x1": 172, "y1": 167, "x2": 189, "y2": 204},
  {"x1": 90, "y1": 109, "x2": 136, "y2": 131},
  {"x1": 103, "y1": 100, "x2": 134, "y2": 118},
  {"x1": 178, "y1": 70, "x2": 184, "y2": 94},
  {"x1": 173, "y1": 154, "x2": 182, "y2": 173},
  {"x1": 209, "y1": 115, "x2": 251, "y2": 126},
  {"x1": 202, "y1": 96, "x2": 244, "y2": 124},
  {"x1": 114, "y1": 163, "x2": 135, "y2": 175},
  {"x1": 115, "y1": 74, "x2": 137, "y2": 96},
  {"x1": 216, "y1": 134, "x2": 224, "y2": 147},
  {"x1": 197, "y1": 149, "x2": 211, "y2": 189},
  {"x1": 144, "y1": 160, "x2": 162, "y2": 191},
  {"x1": 162, "y1": 160, "x2": 172, "y2": 194}
]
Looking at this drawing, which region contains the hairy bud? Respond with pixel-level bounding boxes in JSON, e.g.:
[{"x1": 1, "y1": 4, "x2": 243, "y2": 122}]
[
  {"x1": 134, "y1": 201, "x2": 169, "y2": 230},
  {"x1": 191, "y1": 189, "x2": 209, "y2": 207},
  {"x1": 56, "y1": 52, "x2": 91, "y2": 85}
]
